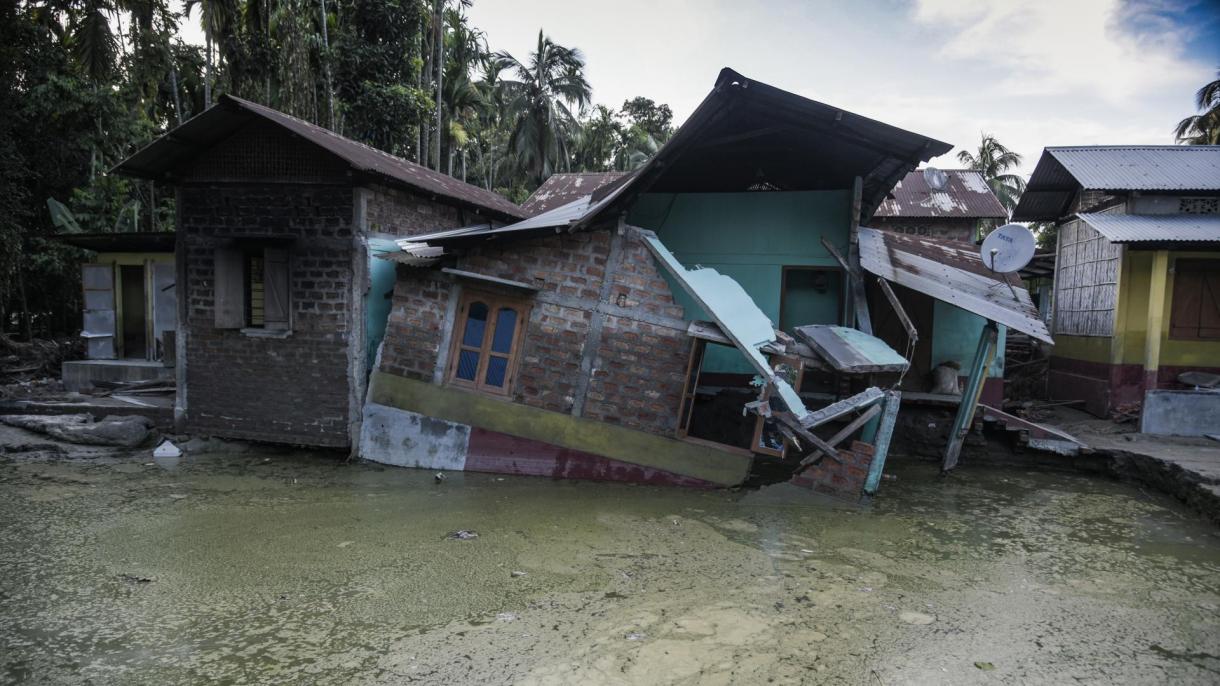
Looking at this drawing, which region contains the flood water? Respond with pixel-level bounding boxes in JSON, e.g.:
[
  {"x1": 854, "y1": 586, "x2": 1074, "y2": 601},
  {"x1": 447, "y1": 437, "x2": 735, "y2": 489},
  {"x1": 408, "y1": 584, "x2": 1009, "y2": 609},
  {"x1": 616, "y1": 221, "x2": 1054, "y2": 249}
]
[{"x1": 1, "y1": 439, "x2": 1219, "y2": 685}]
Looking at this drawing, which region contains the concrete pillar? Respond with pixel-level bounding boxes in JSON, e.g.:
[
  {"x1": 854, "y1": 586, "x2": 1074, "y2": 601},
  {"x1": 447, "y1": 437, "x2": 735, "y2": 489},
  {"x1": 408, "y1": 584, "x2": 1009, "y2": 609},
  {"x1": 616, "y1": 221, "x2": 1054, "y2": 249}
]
[{"x1": 1143, "y1": 250, "x2": 1170, "y2": 392}]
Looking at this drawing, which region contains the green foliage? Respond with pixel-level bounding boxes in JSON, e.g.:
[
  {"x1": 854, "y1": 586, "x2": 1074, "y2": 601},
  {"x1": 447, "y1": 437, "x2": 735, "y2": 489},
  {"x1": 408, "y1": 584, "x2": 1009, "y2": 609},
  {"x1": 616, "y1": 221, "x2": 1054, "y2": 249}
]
[
  {"x1": 1174, "y1": 70, "x2": 1220, "y2": 145},
  {"x1": 957, "y1": 134, "x2": 1026, "y2": 215},
  {"x1": 1, "y1": 0, "x2": 677, "y2": 338}
]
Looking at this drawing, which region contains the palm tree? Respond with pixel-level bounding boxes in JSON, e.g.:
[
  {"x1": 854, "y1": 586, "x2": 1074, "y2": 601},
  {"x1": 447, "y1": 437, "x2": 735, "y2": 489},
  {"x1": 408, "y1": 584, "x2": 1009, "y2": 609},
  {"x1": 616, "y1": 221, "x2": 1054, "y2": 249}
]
[
  {"x1": 185, "y1": 0, "x2": 236, "y2": 109},
  {"x1": 1174, "y1": 70, "x2": 1220, "y2": 145},
  {"x1": 495, "y1": 30, "x2": 592, "y2": 186},
  {"x1": 957, "y1": 134, "x2": 1026, "y2": 215}
]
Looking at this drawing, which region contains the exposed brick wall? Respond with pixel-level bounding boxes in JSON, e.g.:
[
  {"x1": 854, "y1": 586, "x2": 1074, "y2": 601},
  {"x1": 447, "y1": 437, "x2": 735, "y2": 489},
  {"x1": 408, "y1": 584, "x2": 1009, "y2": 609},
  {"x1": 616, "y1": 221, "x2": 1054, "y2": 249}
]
[
  {"x1": 790, "y1": 440, "x2": 876, "y2": 500},
  {"x1": 178, "y1": 181, "x2": 355, "y2": 447},
  {"x1": 365, "y1": 183, "x2": 493, "y2": 238},
  {"x1": 377, "y1": 227, "x2": 693, "y2": 437},
  {"x1": 378, "y1": 268, "x2": 450, "y2": 382}
]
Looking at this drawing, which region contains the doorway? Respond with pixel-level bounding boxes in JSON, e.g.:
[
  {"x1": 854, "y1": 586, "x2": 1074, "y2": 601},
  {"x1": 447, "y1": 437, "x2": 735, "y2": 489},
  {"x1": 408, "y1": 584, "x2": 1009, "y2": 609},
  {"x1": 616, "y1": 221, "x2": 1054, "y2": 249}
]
[{"x1": 119, "y1": 265, "x2": 147, "y2": 359}]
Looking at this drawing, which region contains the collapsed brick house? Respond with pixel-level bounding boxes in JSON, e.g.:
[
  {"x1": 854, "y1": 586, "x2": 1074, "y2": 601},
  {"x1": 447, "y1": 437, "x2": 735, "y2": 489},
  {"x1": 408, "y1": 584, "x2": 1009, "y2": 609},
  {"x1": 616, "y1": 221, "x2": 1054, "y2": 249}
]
[
  {"x1": 115, "y1": 95, "x2": 524, "y2": 447},
  {"x1": 360, "y1": 69, "x2": 1053, "y2": 494}
]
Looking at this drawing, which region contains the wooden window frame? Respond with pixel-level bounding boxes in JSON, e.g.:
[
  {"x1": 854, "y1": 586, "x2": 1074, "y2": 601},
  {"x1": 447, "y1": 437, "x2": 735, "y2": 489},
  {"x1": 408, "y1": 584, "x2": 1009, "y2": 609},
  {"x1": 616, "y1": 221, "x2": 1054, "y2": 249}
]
[
  {"x1": 1169, "y1": 258, "x2": 1220, "y2": 341},
  {"x1": 446, "y1": 289, "x2": 530, "y2": 396}
]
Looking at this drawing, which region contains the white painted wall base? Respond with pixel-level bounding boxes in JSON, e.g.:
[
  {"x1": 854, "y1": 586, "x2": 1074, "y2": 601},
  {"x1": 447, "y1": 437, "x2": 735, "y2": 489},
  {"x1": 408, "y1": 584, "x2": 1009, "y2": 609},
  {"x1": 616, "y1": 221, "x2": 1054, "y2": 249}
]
[{"x1": 359, "y1": 402, "x2": 470, "y2": 470}]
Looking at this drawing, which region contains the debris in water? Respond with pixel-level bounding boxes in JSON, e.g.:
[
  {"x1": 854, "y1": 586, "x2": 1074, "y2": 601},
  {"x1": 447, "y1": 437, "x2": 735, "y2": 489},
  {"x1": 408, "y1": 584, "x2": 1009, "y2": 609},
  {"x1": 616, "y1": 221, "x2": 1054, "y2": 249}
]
[
  {"x1": 168, "y1": 493, "x2": 188, "y2": 500},
  {"x1": 510, "y1": 570, "x2": 527, "y2": 578},
  {"x1": 900, "y1": 611, "x2": 936, "y2": 625},
  {"x1": 153, "y1": 440, "x2": 182, "y2": 458},
  {"x1": 974, "y1": 662, "x2": 995, "y2": 671},
  {"x1": 447, "y1": 530, "x2": 478, "y2": 540},
  {"x1": 496, "y1": 612, "x2": 518, "y2": 622},
  {"x1": 625, "y1": 632, "x2": 646, "y2": 641},
  {"x1": 118, "y1": 573, "x2": 155, "y2": 584},
  {"x1": 435, "y1": 472, "x2": 446, "y2": 482}
]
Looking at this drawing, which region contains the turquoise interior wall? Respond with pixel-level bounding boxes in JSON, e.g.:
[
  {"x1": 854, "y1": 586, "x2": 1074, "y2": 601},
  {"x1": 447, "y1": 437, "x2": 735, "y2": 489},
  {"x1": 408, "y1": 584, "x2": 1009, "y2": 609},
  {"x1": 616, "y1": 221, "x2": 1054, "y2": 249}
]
[
  {"x1": 628, "y1": 191, "x2": 852, "y2": 373},
  {"x1": 366, "y1": 238, "x2": 400, "y2": 372},
  {"x1": 930, "y1": 301, "x2": 1006, "y2": 377}
]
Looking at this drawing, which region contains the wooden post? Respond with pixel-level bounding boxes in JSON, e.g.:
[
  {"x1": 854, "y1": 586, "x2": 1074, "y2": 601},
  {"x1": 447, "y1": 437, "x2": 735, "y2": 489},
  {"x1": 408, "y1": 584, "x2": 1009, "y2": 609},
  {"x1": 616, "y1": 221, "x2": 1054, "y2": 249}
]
[
  {"x1": 1143, "y1": 250, "x2": 1169, "y2": 394},
  {"x1": 941, "y1": 321, "x2": 998, "y2": 473},
  {"x1": 846, "y1": 176, "x2": 872, "y2": 334},
  {"x1": 863, "y1": 390, "x2": 901, "y2": 495}
]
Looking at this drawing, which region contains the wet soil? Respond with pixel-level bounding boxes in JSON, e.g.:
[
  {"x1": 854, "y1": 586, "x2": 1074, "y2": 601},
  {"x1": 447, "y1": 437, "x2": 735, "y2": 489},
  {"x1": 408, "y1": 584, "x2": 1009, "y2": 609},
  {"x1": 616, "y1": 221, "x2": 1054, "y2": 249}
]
[{"x1": 1, "y1": 428, "x2": 1219, "y2": 684}]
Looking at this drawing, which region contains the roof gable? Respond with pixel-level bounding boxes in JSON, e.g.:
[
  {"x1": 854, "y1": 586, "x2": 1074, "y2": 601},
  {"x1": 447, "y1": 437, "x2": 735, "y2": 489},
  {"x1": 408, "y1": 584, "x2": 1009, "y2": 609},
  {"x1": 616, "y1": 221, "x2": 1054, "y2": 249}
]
[{"x1": 114, "y1": 94, "x2": 525, "y2": 221}]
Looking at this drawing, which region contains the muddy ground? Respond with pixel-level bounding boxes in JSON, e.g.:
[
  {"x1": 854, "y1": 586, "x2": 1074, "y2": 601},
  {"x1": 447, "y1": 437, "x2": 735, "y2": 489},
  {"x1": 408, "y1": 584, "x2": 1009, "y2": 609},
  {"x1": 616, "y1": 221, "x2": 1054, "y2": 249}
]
[{"x1": 1, "y1": 424, "x2": 1218, "y2": 685}]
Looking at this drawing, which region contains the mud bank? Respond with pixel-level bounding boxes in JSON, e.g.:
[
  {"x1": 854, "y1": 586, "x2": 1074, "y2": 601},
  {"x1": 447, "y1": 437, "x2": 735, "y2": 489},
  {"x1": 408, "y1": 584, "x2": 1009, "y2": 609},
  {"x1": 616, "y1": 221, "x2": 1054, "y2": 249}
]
[{"x1": 1, "y1": 428, "x2": 1219, "y2": 684}]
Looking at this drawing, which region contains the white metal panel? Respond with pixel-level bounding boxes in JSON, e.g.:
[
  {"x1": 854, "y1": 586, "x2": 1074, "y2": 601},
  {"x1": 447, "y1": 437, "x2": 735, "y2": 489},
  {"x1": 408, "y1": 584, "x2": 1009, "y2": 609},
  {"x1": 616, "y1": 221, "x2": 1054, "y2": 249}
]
[
  {"x1": 858, "y1": 228, "x2": 1054, "y2": 344},
  {"x1": 151, "y1": 262, "x2": 176, "y2": 359},
  {"x1": 81, "y1": 264, "x2": 115, "y2": 359},
  {"x1": 1076, "y1": 212, "x2": 1220, "y2": 243}
]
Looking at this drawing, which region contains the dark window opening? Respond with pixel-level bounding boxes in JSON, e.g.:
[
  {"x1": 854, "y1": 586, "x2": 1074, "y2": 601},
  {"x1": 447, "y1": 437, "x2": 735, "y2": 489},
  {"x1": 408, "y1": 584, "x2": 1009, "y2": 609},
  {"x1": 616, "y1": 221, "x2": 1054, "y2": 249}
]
[{"x1": 1170, "y1": 259, "x2": 1220, "y2": 341}]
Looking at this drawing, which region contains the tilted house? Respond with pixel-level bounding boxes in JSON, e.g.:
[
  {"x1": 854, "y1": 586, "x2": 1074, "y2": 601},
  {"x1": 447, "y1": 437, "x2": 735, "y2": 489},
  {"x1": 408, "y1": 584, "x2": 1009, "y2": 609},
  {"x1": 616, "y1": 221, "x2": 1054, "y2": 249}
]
[
  {"x1": 1013, "y1": 145, "x2": 1220, "y2": 418},
  {"x1": 114, "y1": 95, "x2": 525, "y2": 448},
  {"x1": 362, "y1": 69, "x2": 1052, "y2": 493}
]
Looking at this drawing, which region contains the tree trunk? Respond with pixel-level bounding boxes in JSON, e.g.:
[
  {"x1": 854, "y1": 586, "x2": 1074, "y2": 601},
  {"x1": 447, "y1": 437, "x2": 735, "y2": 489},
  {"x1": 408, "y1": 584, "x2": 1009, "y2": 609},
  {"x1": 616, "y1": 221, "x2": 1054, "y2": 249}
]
[
  {"x1": 204, "y1": 33, "x2": 213, "y2": 109},
  {"x1": 420, "y1": 20, "x2": 431, "y2": 167},
  {"x1": 320, "y1": 0, "x2": 334, "y2": 129},
  {"x1": 433, "y1": 0, "x2": 443, "y2": 172}
]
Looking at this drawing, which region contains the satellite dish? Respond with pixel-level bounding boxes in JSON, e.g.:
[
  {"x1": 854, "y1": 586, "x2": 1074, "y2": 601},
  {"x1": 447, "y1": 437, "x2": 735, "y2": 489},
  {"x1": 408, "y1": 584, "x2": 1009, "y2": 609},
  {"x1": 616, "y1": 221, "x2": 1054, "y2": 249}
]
[
  {"x1": 980, "y1": 223, "x2": 1036, "y2": 273},
  {"x1": 923, "y1": 167, "x2": 949, "y2": 191}
]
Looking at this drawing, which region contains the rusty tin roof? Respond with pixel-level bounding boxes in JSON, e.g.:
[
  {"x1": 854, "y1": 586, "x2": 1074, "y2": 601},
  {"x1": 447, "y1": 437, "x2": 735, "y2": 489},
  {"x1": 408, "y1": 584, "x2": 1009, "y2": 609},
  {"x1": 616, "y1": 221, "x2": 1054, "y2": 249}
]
[
  {"x1": 114, "y1": 94, "x2": 525, "y2": 221},
  {"x1": 873, "y1": 169, "x2": 1007, "y2": 219},
  {"x1": 521, "y1": 172, "x2": 628, "y2": 216}
]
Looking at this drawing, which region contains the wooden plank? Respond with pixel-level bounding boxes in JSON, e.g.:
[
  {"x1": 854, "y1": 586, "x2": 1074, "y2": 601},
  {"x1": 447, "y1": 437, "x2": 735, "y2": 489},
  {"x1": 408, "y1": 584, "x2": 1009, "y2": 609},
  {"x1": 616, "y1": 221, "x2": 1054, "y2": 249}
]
[
  {"x1": 941, "y1": 323, "x2": 997, "y2": 472},
  {"x1": 799, "y1": 387, "x2": 885, "y2": 429},
  {"x1": 442, "y1": 268, "x2": 540, "y2": 292},
  {"x1": 799, "y1": 403, "x2": 882, "y2": 467},
  {"x1": 213, "y1": 247, "x2": 244, "y2": 329},
  {"x1": 863, "y1": 390, "x2": 902, "y2": 495},
  {"x1": 794, "y1": 325, "x2": 908, "y2": 374},
  {"x1": 876, "y1": 277, "x2": 918, "y2": 342},
  {"x1": 772, "y1": 410, "x2": 839, "y2": 461}
]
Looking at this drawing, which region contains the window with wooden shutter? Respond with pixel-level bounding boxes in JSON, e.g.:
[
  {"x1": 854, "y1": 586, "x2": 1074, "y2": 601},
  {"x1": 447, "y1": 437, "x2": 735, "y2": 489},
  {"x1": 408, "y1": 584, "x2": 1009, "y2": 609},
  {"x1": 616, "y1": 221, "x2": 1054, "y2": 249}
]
[
  {"x1": 215, "y1": 244, "x2": 291, "y2": 331},
  {"x1": 1169, "y1": 259, "x2": 1220, "y2": 340},
  {"x1": 446, "y1": 291, "x2": 529, "y2": 395},
  {"x1": 214, "y1": 247, "x2": 245, "y2": 329}
]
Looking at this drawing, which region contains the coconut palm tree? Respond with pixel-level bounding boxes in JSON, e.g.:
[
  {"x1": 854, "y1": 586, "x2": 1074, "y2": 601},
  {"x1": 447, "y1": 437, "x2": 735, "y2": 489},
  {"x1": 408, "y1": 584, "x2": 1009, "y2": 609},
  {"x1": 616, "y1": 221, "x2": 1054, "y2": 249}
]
[
  {"x1": 1174, "y1": 71, "x2": 1220, "y2": 145},
  {"x1": 494, "y1": 30, "x2": 592, "y2": 186},
  {"x1": 957, "y1": 134, "x2": 1026, "y2": 215},
  {"x1": 185, "y1": 0, "x2": 236, "y2": 109}
]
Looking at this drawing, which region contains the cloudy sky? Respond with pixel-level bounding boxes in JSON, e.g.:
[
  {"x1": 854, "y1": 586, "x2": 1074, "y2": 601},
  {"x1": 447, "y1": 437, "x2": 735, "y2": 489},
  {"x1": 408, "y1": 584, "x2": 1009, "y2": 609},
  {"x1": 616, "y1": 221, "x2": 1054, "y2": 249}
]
[{"x1": 465, "y1": 0, "x2": 1219, "y2": 175}]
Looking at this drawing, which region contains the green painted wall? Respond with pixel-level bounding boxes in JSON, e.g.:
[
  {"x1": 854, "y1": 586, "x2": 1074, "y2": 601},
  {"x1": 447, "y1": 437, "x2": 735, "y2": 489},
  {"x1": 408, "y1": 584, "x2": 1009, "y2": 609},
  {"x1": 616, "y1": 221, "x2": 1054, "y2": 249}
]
[
  {"x1": 930, "y1": 301, "x2": 1006, "y2": 377},
  {"x1": 366, "y1": 238, "x2": 400, "y2": 371},
  {"x1": 628, "y1": 191, "x2": 852, "y2": 373}
]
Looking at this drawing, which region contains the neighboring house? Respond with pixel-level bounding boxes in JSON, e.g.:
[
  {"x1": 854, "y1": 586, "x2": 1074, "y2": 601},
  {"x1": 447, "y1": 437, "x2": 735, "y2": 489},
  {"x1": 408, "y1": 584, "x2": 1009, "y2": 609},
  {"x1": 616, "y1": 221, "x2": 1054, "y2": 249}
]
[
  {"x1": 114, "y1": 94, "x2": 525, "y2": 448},
  {"x1": 56, "y1": 231, "x2": 177, "y2": 391},
  {"x1": 362, "y1": 69, "x2": 1050, "y2": 494},
  {"x1": 1013, "y1": 145, "x2": 1220, "y2": 417},
  {"x1": 521, "y1": 172, "x2": 628, "y2": 216},
  {"x1": 870, "y1": 168, "x2": 1008, "y2": 243}
]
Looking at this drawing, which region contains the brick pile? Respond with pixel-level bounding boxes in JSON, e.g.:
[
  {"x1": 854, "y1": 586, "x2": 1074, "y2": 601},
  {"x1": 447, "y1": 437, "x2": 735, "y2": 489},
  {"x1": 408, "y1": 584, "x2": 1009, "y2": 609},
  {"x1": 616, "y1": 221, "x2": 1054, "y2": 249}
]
[{"x1": 790, "y1": 440, "x2": 877, "y2": 500}]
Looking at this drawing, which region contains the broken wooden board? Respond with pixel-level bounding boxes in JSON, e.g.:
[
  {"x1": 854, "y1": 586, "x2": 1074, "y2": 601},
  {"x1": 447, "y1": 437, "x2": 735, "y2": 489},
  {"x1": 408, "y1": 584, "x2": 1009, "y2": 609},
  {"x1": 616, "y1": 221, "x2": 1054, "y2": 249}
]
[
  {"x1": 686, "y1": 321, "x2": 829, "y2": 371},
  {"x1": 794, "y1": 325, "x2": 908, "y2": 374},
  {"x1": 800, "y1": 387, "x2": 885, "y2": 429}
]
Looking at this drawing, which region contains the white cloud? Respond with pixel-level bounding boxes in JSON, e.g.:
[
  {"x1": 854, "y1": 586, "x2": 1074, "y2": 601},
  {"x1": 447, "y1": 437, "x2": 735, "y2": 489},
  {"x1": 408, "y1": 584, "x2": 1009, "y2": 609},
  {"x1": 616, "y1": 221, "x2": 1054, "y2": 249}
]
[{"x1": 911, "y1": 0, "x2": 1208, "y2": 103}]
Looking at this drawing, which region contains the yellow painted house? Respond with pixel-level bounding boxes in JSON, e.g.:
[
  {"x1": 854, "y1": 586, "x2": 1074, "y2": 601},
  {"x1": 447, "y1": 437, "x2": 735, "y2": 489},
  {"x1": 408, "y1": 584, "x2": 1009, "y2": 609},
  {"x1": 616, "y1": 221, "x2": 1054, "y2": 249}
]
[{"x1": 1013, "y1": 146, "x2": 1220, "y2": 417}]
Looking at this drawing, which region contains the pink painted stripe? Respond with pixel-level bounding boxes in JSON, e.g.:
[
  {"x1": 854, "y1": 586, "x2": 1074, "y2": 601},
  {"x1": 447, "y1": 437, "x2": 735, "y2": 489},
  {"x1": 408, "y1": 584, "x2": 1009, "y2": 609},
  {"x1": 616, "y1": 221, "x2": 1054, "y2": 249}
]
[{"x1": 464, "y1": 427, "x2": 717, "y2": 488}]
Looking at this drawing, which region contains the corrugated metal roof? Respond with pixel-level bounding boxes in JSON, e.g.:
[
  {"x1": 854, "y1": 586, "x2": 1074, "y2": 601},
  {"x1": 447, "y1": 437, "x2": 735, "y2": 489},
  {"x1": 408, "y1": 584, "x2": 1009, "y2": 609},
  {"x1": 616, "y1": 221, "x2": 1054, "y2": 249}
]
[
  {"x1": 521, "y1": 172, "x2": 627, "y2": 216},
  {"x1": 1013, "y1": 145, "x2": 1220, "y2": 221},
  {"x1": 1076, "y1": 213, "x2": 1220, "y2": 244},
  {"x1": 873, "y1": 169, "x2": 1007, "y2": 219},
  {"x1": 857, "y1": 227, "x2": 1052, "y2": 343},
  {"x1": 1048, "y1": 146, "x2": 1220, "y2": 191},
  {"x1": 115, "y1": 95, "x2": 525, "y2": 221}
]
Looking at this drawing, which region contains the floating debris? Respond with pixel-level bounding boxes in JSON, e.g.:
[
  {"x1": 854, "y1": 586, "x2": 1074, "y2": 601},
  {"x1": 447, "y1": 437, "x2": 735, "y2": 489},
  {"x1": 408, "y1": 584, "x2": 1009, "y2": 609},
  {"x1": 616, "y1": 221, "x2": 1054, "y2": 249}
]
[
  {"x1": 446, "y1": 530, "x2": 478, "y2": 540},
  {"x1": 153, "y1": 440, "x2": 182, "y2": 458}
]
